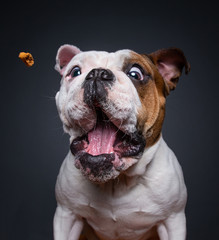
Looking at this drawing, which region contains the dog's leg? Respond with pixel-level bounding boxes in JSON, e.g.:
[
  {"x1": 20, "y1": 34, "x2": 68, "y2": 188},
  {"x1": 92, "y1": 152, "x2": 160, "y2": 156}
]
[
  {"x1": 157, "y1": 223, "x2": 168, "y2": 240},
  {"x1": 54, "y1": 205, "x2": 84, "y2": 240},
  {"x1": 157, "y1": 212, "x2": 186, "y2": 240}
]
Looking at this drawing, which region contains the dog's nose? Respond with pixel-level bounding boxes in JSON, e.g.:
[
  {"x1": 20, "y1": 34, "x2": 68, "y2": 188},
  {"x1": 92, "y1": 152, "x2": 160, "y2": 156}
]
[
  {"x1": 85, "y1": 68, "x2": 114, "y2": 82},
  {"x1": 83, "y1": 68, "x2": 115, "y2": 108}
]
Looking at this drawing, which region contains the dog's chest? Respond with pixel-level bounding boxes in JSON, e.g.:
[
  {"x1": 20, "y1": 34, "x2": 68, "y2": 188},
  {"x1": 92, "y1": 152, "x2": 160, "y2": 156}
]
[{"x1": 70, "y1": 179, "x2": 165, "y2": 240}]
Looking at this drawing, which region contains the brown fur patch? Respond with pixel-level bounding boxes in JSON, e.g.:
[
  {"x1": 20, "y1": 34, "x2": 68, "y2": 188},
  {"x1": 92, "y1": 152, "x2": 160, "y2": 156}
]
[{"x1": 127, "y1": 52, "x2": 167, "y2": 148}]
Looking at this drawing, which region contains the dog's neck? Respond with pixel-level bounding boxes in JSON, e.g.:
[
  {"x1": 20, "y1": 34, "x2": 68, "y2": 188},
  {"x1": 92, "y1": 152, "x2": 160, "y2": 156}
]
[
  {"x1": 97, "y1": 135, "x2": 163, "y2": 194},
  {"x1": 125, "y1": 135, "x2": 163, "y2": 176}
]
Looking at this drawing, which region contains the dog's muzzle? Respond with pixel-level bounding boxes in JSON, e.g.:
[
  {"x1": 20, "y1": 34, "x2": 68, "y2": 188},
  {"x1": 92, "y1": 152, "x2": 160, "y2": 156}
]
[
  {"x1": 70, "y1": 109, "x2": 146, "y2": 183},
  {"x1": 69, "y1": 68, "x2": 146, "y2": 183},
  {"x1": 83, "y1": 68, "x2": 115, "y2": 108}
]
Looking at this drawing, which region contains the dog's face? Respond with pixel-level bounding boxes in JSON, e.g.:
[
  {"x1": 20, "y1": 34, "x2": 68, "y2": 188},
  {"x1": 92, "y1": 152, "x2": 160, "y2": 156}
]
[{"x1": 55, "y1": 45, "x2": 190, "y2": 183}]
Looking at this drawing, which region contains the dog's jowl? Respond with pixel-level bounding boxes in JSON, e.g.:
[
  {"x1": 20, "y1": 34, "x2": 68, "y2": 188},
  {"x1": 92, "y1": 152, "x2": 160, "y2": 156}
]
[{"x1": 53, "y1": 44, "x2": 190, "y2": 240}]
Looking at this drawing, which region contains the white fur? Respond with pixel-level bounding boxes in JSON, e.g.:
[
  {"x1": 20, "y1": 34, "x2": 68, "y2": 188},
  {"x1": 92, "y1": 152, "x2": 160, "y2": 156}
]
[
  {"x1": 56, "y1": 50, "x2": 141, "y2": 138},
  {"x1": 54, "y1": 137, "x2": 187, "y2": 240}
]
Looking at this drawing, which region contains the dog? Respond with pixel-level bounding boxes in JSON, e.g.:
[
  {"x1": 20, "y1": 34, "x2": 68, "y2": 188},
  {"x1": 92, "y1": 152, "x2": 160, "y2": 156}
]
[{"x1": 53, "y1": 44, "x2": 190, "y2": 240}]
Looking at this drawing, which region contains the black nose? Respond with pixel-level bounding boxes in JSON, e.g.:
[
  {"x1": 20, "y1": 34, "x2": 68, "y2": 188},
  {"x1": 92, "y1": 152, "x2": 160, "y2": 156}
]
[{"x1": 85, "y1": 68, "x2": 114, "y2": 82}]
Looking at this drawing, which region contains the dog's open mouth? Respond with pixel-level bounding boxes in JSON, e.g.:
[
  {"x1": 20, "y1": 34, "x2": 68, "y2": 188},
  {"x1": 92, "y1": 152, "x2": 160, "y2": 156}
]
[{"x1": 70, "y1": 109, "x2": 146, "y2": 182}]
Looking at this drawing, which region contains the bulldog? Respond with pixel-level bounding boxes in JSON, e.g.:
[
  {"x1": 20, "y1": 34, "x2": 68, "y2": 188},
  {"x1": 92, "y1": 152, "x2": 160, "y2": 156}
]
[{"x1": 53, "y1": 44, "x2": 190, "y2": 240}]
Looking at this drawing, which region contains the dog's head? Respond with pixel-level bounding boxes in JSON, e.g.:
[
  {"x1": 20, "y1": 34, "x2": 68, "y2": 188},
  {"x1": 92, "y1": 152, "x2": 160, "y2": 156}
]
[{"x1": 55, "y1": 45, "x2": 190, "y2": 183}]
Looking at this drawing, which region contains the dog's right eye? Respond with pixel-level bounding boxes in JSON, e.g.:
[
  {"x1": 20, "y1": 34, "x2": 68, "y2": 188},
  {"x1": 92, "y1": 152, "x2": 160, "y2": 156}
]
[{"x1": 70, "y1": 66, "x2": 81, "y2": 78}]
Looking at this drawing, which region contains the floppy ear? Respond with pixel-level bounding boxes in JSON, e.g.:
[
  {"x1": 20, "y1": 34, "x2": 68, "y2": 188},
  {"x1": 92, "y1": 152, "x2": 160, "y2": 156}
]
[
  {"x1": 148, "y1": 48, "x2": 190, "y2": 92},
  {"x1": 55, "y1": 44, "x2": 81, "y2": 75}
]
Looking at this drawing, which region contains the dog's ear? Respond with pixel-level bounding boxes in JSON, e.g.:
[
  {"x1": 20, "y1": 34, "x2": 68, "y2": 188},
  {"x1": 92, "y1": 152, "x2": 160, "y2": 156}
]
[
  {"x1": 55, "y1": 44, "x2": 81, "y2": 75},
  {"x1": 148, "y1": 48, "x2": 190, "y2": 93}
]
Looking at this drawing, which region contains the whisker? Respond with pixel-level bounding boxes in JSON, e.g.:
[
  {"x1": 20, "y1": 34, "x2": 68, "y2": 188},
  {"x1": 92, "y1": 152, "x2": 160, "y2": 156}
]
[
  {"x1": 77, "y1": 120, "x2": 88, "y2": 133},
  {"x1": 42, "y1": 95, "x2": 56, "y2": 101},
  {"x1": 84, "y1": 116, "x2": 95, "y2": 124}
]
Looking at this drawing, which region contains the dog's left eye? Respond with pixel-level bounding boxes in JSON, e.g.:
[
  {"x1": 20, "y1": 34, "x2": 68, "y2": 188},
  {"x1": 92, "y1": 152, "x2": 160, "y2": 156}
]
[
  {"x1": 70, "y1": 66, "x2": 81, "y2": 78},
  {"x1": 127, "y1": 66, "x2": 144, "y2": 81}
]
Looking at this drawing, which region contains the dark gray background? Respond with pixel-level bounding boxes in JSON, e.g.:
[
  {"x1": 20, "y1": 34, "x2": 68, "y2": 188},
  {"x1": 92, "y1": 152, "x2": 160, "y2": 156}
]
[{"x1": 1, "y1": 1, "x2": 218, "y2": 239}]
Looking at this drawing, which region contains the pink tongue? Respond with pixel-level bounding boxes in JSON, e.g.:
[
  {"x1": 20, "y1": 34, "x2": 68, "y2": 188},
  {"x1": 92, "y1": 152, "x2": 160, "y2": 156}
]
[{"x1": 87, "y1": 122, "x2": 117, "y2": 156}]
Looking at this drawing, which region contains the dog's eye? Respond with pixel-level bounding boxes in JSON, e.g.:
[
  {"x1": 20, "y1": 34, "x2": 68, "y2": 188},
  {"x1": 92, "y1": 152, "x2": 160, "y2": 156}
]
[
  {"x1": 70, "y1": 66, "x2": 81, "y2": 78},
  {"x1": 127, "y1": 66, "x2": 144, "y2": 81}
]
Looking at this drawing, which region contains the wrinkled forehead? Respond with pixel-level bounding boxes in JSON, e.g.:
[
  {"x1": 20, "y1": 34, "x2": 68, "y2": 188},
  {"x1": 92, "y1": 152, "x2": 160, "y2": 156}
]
[{"x1": 66, "y1": 49, "x2": 132, "y2": 72}]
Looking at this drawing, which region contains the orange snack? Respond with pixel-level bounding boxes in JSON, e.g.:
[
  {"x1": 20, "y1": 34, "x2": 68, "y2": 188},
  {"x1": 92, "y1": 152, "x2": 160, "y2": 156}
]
[{"x1": 19, "y1": 52, "x2": 34, "y2": 67}]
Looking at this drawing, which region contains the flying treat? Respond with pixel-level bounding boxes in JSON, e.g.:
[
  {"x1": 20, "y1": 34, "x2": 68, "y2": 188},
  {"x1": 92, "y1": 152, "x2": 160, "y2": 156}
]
[{"x1": 19, "y1": 52, "x2": 34, "y2": 67}]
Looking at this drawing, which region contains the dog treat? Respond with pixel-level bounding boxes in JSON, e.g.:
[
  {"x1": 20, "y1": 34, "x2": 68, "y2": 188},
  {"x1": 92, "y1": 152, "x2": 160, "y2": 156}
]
[{"x1": 18, "y1": 52, "x2": 34, "y2": 67}]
